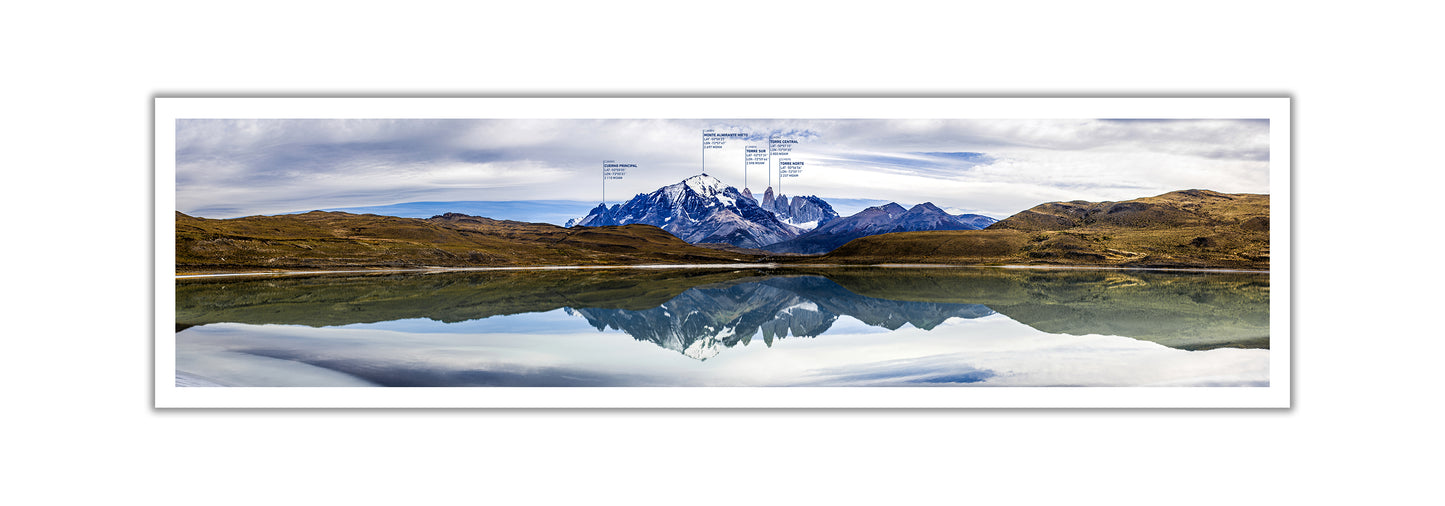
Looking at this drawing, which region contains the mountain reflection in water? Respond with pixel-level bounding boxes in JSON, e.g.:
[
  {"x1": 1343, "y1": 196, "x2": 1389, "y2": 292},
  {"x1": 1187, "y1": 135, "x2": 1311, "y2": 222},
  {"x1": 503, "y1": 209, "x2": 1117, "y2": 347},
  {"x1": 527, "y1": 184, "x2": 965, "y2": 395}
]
[
  {"x1": 175, "y1": 267, "x2": 1270, "y2": 387},
  {"x1": 571, "y1": 276, "x2": 995, "y2": 360}
]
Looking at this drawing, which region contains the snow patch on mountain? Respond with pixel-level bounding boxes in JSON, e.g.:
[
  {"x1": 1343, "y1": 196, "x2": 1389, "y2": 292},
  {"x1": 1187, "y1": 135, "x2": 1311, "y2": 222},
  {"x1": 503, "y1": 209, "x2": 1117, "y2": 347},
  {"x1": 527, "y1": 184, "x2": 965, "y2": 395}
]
[
  {"x1": 785, "y1": 219, "x2": 820, "y2": 230},
  {"x1": 685, "y1": 173, "x2": 727, "y2": 196}
]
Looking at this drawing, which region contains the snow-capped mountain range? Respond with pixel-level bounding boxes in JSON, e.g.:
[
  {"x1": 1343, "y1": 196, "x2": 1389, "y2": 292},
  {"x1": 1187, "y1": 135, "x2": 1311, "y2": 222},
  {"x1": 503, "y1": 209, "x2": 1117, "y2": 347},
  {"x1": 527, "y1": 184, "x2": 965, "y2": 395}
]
[
  {"x1": 567, "y1": 173, "x2": 995, "y2": 252},
  {"x1": 568, "y1": 174, "x2": 821, "y2": 249}
]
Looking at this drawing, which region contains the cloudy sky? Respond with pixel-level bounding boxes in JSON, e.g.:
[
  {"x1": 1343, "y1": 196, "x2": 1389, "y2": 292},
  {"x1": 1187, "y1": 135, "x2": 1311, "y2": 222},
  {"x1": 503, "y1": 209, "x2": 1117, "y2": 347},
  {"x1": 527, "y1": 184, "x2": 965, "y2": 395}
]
[{"x1": 176, "y1": 118, "x2": 1270, "y2": 219}]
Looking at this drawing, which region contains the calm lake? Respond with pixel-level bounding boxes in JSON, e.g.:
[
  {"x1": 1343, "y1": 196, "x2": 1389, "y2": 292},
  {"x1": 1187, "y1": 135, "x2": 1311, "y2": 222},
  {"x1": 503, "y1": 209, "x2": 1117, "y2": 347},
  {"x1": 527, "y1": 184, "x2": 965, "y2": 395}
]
[{"x1": 174, "y1": 266, "x2": 1270, "y2": 387}]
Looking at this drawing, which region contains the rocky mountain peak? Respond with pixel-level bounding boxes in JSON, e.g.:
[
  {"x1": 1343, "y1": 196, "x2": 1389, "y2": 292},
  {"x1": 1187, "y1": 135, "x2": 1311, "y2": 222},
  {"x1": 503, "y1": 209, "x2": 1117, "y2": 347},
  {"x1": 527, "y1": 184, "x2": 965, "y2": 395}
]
[
  {"x1": 682, "y1": 173, "x2": 726, "y2": 197},
  {"x1": 566, "y1": 175, "x2": 806, "y2": 249},
  {"x1": 764, "y1": 192, "x2": 840, "y2": 230}
]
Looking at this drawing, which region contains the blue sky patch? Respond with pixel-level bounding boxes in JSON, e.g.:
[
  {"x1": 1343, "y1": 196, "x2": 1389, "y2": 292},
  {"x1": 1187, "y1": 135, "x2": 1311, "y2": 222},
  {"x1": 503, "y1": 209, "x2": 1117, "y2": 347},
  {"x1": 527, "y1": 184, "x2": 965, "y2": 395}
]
[{"x1": 917, "y1": 151, "x2": 997, "y2": 164}]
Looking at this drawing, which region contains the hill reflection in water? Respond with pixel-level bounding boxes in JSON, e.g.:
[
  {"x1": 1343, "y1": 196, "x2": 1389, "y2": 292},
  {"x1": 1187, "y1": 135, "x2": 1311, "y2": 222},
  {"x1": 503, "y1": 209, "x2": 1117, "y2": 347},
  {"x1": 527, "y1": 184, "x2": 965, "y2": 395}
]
[{"x1": 175, "y1": 267, "x2": 1270, "y2": 386}]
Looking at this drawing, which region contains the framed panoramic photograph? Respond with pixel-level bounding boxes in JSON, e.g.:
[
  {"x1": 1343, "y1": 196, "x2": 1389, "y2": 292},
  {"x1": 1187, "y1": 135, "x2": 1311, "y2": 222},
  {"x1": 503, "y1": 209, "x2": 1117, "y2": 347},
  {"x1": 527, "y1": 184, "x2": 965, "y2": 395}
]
[{"x1": 155, "y1": 97, "x2": 1290, "y2": 408}]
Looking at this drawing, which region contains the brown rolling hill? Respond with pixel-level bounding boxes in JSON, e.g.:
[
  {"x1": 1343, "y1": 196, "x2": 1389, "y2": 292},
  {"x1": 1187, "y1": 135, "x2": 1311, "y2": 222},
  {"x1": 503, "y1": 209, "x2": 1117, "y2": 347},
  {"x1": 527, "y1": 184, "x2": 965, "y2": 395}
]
[
  {"x1": 808, "y1": 190, "x2": 1270, "y2": 270},
  {"x1": 175, "y1": 189, "x2": 1269, "y2": 272},
  {"x1": 175, "y1": 211, "x2": 760, "y2": 273}
]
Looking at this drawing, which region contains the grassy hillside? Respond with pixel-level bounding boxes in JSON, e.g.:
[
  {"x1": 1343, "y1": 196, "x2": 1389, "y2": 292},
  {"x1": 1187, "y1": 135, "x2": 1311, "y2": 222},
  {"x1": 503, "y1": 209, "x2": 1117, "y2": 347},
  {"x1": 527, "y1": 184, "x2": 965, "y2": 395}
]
[
  {"x1": 808, "y1": 190, "x2": 1270, "y2": 270},
  {"x1": 176, "y1": 211, "x2": 759, "y2": 273},
  {"x1": 175, "y1": 189, "x2": 1269, "y2": 272}
]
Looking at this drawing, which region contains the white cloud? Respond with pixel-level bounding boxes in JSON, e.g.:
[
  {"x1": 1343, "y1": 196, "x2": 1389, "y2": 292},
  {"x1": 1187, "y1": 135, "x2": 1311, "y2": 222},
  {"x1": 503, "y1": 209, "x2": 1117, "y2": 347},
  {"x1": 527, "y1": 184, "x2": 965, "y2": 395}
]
[{"x1": 176, "y1": 118, "x2": 1270, "y2": 218}]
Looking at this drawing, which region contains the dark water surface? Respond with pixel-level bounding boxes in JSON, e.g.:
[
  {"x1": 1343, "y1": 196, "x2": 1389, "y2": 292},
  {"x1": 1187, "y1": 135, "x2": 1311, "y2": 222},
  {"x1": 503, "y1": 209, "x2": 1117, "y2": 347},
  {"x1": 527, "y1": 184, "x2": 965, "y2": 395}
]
[{"x1": 174, "y1": 267, "x2": 1270, "y2": 387}]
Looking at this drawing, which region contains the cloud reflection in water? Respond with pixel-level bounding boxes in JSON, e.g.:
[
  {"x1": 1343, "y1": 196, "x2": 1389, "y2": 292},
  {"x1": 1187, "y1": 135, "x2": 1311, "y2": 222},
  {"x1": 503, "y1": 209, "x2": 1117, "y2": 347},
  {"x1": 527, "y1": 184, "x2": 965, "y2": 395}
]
[{"x1": 175, "y1": 269, "x2": 1270, "y2": 387}]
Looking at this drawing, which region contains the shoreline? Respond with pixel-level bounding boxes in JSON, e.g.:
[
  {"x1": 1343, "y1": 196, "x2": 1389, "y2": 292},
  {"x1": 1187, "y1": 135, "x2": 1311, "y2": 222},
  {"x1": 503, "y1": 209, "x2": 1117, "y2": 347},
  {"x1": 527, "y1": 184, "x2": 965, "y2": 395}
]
[
  {"x1": 175, "y1": 263, "x2": 781, "y2": 279},
  {"x1": 176, "y1": 262, "x2": 1267, "y2": 279},
  {"x1": 784, "y1": 263, "x2": 1269, "y2": 274}
]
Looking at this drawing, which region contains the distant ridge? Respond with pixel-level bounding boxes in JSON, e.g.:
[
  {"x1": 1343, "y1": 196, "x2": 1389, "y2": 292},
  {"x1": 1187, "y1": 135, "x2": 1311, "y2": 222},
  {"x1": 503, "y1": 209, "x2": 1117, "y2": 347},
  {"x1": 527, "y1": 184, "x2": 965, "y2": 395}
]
[
  {"x1": 315, "y1": 200, "x2": 599, "y2": 226},
  {"x1": 764, "y1": 202, "x2": 997, "y2": 254}
]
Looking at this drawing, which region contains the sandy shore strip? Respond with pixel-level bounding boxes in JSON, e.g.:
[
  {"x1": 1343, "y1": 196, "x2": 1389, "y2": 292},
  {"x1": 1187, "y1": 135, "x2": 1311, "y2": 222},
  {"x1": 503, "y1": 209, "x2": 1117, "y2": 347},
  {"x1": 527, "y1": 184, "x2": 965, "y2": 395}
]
[
  {"x1": 759, "y1": 263, "x2": 1268, "y2": 274},
  {"x1": 987, "y1": 264, "x2": 1267, "y2": 274},
  {"x1": 176, "y1": 263, "x2": 781, "y2": 279},
  {"x1": 177, "y1": 262, "x2": 1265, "y2": 279}
]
